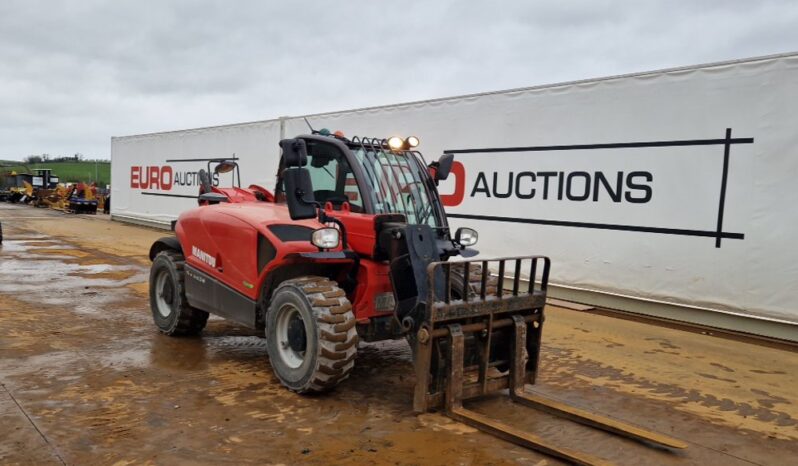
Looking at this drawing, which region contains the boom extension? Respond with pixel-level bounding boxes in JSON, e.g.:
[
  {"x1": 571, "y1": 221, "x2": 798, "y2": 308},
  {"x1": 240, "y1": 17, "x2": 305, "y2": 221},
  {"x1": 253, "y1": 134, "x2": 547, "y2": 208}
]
[{"x1": 411, "y1": 257, "x2": 687, "y2": 465}]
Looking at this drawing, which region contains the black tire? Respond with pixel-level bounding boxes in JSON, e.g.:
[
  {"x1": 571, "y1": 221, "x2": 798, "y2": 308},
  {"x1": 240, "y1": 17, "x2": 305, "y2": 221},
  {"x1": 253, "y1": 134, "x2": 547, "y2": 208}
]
[
  {"x1": 149, "y1": 250, "x2": 209, "y2": 336},
  {"x1": 0, "y1": 221, "x2": 3, "y2": 244},
  {"x1": 265, "y1": 276, "x2": 357, "y2": 393},
  {"x1": 450, "y1": 263, "x2": 499, "y2": 298},
  {"x1": 407, "y1": 263, "x2": 498, "y2": 355}
]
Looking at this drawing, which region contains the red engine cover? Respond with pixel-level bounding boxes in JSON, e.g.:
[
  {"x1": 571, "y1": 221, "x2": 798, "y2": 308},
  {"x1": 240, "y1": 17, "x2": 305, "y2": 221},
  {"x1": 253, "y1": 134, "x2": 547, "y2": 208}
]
[
  {"x1": 175, "y1": 201, "x2": 394, "y2": 321},
  {"x1": 177, "y1": 202, "x2": 326, "y2": 300}
]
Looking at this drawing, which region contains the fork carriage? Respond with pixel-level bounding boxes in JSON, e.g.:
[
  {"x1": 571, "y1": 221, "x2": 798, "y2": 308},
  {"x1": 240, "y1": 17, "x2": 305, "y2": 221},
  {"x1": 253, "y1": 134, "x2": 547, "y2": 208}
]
[{"x1": 412, "y1": 256, "x2": 687, "y2": 466}]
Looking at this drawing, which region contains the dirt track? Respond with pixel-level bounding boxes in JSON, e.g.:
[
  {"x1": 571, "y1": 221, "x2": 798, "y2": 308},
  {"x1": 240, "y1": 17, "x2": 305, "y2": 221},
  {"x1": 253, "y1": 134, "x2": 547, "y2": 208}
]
[{"x1": 1, "y1": 203, "x2": 796, "y2": 465}]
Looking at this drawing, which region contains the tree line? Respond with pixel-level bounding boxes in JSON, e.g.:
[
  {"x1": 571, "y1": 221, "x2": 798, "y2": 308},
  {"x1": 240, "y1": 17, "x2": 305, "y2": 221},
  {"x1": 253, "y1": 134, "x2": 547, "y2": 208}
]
[{"x1": 23, "y1": 153, "x2": 110, "y2": 164}]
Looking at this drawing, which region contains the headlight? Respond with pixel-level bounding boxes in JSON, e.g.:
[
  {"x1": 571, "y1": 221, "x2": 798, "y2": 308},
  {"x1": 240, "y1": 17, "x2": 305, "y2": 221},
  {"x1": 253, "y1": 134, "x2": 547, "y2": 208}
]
[
  {"x1": 454, "y1": 227, "x2": 478, "y2": 247},
  {"x1": 311, "y1": 228, "x2": 340, "y2": 249},
  {"x1": 387, "y1": 136, "x2": 405, "y2": 151},
  {"x1": 406, "y1": 136, "x2": 420, "y2": 148}
]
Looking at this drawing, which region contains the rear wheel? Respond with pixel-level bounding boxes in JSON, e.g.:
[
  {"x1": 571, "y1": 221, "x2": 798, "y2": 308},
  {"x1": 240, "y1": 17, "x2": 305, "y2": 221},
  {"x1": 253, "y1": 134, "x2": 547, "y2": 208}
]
[
  {"x1": 149, "y1": 250, "x2": 209, "y2": 336},
  {"x1": 266, "y1": 277, "x2": 357, "y2": 393}
]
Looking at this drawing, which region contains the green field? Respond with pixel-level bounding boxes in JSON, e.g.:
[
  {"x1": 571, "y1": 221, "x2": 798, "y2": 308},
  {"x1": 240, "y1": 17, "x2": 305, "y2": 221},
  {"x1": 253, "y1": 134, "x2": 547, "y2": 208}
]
[{"x1": 0, "y1": 161, "x2": 111, "y2": 186}]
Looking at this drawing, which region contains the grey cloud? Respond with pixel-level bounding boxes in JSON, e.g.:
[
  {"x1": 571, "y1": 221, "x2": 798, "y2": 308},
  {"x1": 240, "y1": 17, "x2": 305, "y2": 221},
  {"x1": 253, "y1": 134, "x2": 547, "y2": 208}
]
[{"x1": 0, "y1": 0, "x2": 796, "y2": 160}]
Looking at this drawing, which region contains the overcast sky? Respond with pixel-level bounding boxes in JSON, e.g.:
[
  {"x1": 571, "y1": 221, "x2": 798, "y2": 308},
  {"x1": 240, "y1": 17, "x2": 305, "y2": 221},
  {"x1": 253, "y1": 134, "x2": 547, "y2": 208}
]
[{"x1": 0, "y1": 0, "x2": 796, "y2": 161}]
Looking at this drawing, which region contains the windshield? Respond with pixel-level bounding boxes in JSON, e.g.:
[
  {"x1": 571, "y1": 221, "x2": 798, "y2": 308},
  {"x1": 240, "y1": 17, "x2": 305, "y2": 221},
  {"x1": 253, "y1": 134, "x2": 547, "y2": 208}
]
[{"x1": 350, "y1": 147, "x2": 442, "y2": 227}]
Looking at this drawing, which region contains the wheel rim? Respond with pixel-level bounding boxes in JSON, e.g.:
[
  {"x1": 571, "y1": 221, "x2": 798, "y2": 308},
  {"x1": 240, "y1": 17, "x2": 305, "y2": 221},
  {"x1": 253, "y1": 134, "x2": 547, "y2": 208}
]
[
  {"x1": 155, "y1": 270, "x2": 174, "y2": 318},
  {"x1": 275, "y1": 303, "x2": 307, "y2": 369}
]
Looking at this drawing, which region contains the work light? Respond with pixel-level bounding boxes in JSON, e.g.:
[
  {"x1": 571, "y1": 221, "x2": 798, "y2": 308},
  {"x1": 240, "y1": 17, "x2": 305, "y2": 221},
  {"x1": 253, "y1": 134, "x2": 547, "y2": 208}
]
[
  {"x1": 387, "y1": 136, "x2": 405, "y2": 151},
  {"x1": 311, "y1": 227, "x2": 340, "y2": 249},
  {"x1": 214, "y1": 160, "x2": 237, "y2": 174},
  {"x1": 406, "y1": 136, "x2": 420, "y2": 148}
]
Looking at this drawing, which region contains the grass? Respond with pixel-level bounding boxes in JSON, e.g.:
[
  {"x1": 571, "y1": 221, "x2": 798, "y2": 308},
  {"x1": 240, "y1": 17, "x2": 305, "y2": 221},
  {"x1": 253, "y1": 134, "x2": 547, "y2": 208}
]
[{"x1": 0, "y1": 161, "x2": 111, "y2": 186}]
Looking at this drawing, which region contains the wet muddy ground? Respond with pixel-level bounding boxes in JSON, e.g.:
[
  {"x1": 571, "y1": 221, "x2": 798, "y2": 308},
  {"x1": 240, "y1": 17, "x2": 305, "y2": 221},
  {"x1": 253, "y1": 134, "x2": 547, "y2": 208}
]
[{"x1": 1, "y1": 203, "x2": 796, "y2": 465}]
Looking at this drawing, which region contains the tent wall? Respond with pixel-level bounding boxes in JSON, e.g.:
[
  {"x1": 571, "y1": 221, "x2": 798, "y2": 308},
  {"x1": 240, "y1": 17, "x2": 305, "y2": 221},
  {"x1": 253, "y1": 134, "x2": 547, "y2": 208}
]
[{"x1": 111, "y1": 53, "x2": 798, "y2": 339}]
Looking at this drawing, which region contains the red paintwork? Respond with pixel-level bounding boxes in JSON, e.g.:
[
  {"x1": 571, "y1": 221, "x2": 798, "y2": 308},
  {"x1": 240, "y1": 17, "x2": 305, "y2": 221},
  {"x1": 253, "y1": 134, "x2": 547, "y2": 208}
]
[
  {"x1": 204, "y1": 186, "x2": 261, "y2": 204},
  {"x1": 351, "y1": 259, "x2": 393, "y2": 323},
  {"x1": 247, "y1": 184, "x2": 275, "y2": 202},
  {"x1": 174, "y1": 188, "x2": 394, "y2": 321}
]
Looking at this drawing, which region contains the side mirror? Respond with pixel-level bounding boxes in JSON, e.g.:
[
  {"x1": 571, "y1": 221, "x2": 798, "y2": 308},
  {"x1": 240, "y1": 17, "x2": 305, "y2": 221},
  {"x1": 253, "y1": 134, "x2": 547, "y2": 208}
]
[
  {"x1": 283, "y1": 167, "x2": 317, "y2": 220},
  {"x1": 279, "y1": 138, "x2": 308, "y2": 167},
  {"x1": 435, "y1": 153, "x2": 454, "y2": 181},
  {"x1": 280, "y1": 138, "x2": 316, "y2": 219},
  {"x1": 454, "y1": 227, "x2": 478, "y2": 247}
]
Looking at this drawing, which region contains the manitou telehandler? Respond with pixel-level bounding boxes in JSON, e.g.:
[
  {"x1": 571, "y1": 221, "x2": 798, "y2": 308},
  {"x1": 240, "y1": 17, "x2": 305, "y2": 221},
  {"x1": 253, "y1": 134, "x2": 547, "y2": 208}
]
[{"x1": 148, "y1": 131, "x2": 686, "y2": 465}]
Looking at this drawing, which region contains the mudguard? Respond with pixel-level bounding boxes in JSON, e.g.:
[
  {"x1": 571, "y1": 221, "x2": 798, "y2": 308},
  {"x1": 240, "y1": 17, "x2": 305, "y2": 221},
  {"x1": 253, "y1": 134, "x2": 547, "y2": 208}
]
[{"x1": 149, "y1": 236, "x2": 182, "y2": 261}]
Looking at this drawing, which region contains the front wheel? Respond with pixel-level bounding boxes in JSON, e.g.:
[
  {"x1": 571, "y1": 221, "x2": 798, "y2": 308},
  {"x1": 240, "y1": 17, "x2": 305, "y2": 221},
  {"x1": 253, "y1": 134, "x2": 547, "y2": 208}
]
[
  {"x1": 149, "y1": 250, "x2": 209, "y2": 336},
  {"x1": 265, "y1": 277, "x2": 357, "y2": 393}
]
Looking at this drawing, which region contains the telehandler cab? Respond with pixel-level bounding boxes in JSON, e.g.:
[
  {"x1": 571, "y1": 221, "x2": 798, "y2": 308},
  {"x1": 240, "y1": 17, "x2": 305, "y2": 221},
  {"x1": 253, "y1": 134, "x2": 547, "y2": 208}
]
[{"x1": 148, "y1": 131, "x2": 686, "y2": 465}]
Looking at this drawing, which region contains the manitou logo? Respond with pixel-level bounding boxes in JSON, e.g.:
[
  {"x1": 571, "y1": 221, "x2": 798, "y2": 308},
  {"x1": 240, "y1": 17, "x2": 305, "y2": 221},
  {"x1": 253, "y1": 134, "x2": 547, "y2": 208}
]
[
  {"x1": 439, "y1": 162, "x2": 653, "y2": 207},
  {"x1": 191, "y1": 246, "x2": 217, "y2": 268}
]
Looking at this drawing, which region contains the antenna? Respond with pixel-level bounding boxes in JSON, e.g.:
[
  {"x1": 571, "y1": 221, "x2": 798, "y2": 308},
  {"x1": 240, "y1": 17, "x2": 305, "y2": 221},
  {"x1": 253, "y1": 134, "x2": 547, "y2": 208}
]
[{"x1": 303, "y1": 117, "x2": 318, "y2": 134}]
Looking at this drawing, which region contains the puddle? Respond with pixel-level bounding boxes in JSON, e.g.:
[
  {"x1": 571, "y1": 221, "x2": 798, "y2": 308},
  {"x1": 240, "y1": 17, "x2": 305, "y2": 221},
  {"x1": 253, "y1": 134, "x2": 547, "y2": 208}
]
[
  {"x1": 0, "y1": 350, "x2": 79, "y2": 378},
  {"x1": 0, "y1": 231, "x2": 148, "y2": 313},
  {"x1": 0, "y1": 258, "x2": 146, "y2": 294},
  {"x1": 0, "y1": 240, "x2": 46, "y2": 252},
  {"x1": 99, "y1": 347, "x2": 152, "y2": 370}
]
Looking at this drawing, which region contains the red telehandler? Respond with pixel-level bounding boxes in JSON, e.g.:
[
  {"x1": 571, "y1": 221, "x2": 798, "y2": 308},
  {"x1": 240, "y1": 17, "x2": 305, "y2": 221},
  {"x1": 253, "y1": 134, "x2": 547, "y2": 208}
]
[{"x1": 148, "y1": 131, "x2": 686, "y2": 465}]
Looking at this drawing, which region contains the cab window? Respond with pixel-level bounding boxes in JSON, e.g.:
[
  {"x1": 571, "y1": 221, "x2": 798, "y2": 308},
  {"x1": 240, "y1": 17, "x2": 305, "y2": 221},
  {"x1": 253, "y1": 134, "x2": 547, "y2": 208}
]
[{"x1": 276, "y1": 140, "x2": 363, "y2": 212}]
